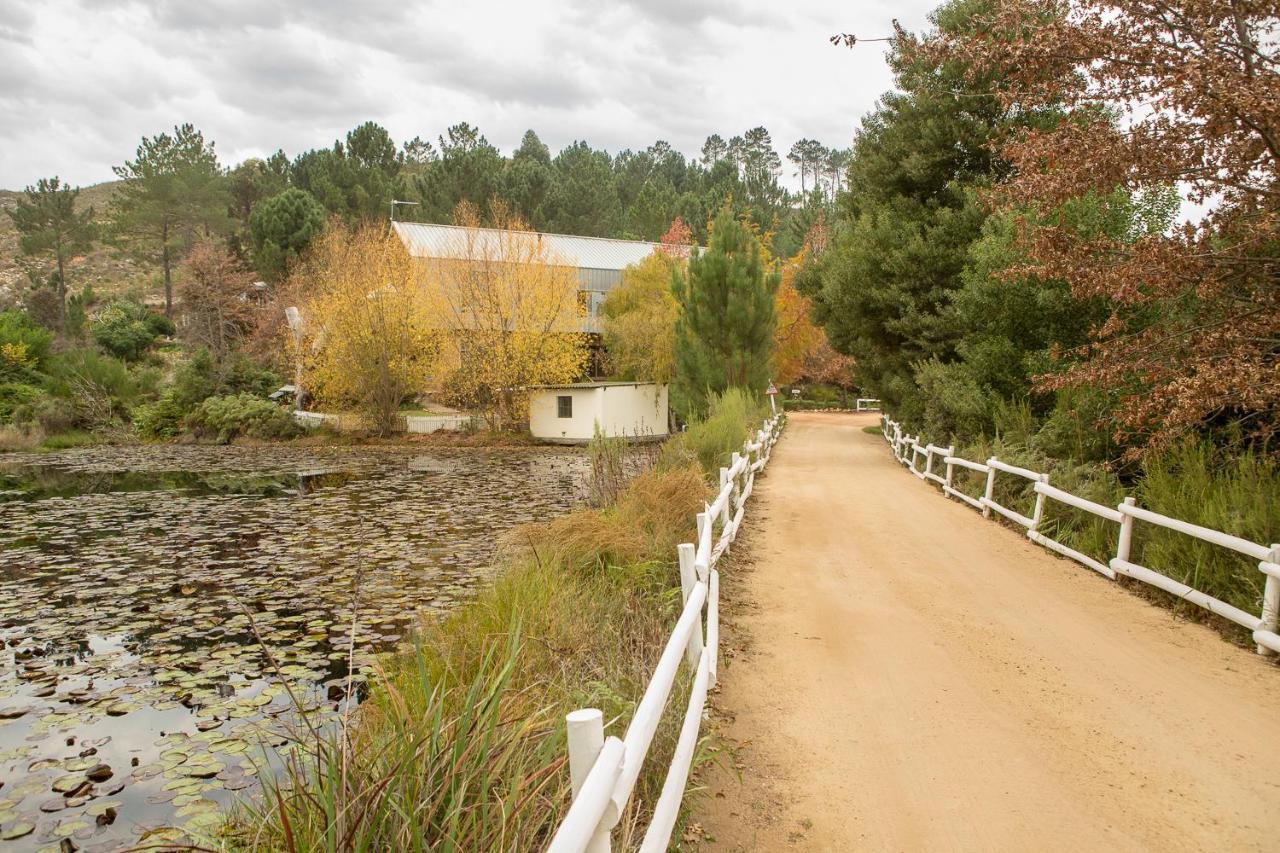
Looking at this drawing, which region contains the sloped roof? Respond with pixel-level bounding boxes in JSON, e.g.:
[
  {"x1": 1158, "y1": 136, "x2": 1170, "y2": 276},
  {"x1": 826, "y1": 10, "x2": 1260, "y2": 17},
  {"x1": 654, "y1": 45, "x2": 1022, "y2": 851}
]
[{"x1": 392, "y1": 221, "x2": 666, "y2": 272}]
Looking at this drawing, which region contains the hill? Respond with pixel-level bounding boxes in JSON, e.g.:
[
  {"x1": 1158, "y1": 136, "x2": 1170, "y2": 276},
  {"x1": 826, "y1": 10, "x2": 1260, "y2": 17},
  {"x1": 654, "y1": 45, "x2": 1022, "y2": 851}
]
[{"x1": 0, "y1": 180, "x2": 156, "y2": 308}]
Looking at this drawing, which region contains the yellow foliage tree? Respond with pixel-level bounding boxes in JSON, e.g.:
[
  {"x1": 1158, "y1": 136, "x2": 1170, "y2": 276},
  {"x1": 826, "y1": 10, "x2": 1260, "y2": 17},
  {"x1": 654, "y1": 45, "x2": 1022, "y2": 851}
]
[
  {"x1": 600, "y1": 252, "x2": 681, "y2": 383},
  {"x1": 772, "y1": 255, "x2": 824, "y2": 385},
  {"x1": 422, "y1": 202, "x2": 587, "y2": 429},
  {"x1": 293, "y1": 223, "x2": 440, "y2": 435}
]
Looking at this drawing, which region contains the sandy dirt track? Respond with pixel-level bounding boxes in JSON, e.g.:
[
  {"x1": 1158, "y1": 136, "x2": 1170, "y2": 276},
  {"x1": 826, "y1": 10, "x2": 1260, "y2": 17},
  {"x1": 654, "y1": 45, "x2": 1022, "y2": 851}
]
[{"x1": 696, "y1": 411, "x2": 1280, "y2": 852}]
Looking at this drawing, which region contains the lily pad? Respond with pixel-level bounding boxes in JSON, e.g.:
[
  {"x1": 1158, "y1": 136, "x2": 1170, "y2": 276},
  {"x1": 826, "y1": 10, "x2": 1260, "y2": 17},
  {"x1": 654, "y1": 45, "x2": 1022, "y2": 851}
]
[{"x1": 0, "y1": 821, "x2": 34, "y2": 840}]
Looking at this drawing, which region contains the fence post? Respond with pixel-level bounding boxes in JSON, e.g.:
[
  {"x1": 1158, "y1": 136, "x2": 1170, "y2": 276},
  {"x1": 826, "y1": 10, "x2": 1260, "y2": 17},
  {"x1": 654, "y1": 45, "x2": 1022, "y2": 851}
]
[
  {"x1": 982, "y1": 459, "x2": 997, "y2": 519},
  {"x1": 944, "y1": 447, "x2": 955, "y2": 492},
  {"x1": 1029, "y1": 473, "x2": 1049, "y2": 534},
  {"x1": 924, "y1": 448, "x2": 934, "y2": 481},
  {"x1": 677, "y1": 543, "x2": 705, "y2": 667},
  {"x1": 1115, "y1": 496, "x2": 1136, "y2": 566},
  {"x1": 565, "y1": 708, "x2": 611, "y2": 853},
  {"x1": 1258, "y1": 544, "x2": 1280, "y2": 656}
]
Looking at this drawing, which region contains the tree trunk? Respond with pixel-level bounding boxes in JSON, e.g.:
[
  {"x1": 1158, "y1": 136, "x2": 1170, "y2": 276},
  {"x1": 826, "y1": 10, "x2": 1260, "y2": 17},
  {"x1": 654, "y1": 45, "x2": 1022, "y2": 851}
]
[
  {"x1": 162, "y1": 221, "x2": 173, "y2": 317},
  {"x1": 56, "y1": 250, "x2": 67, "y2": 334}
]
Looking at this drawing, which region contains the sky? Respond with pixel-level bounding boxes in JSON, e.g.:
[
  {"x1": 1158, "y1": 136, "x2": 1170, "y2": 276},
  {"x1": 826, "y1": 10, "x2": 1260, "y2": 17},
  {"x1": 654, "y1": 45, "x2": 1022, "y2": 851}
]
[{"x1": 0, "y1": 0, "x2": 939, "y2": 191}]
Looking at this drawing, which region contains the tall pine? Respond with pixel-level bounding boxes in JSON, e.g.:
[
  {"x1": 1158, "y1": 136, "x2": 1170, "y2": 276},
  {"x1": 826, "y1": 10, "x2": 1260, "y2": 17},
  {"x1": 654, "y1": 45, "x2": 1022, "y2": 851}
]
[{"x1": 672, "y1": 211, "x2": 779, "y2": 417}]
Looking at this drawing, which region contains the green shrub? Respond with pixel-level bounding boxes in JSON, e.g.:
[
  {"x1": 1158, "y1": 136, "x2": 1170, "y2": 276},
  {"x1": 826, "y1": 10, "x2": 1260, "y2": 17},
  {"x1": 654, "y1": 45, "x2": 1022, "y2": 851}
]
[
  {"x1": 184, "y1": 394, "x2": 300, "y2": 443},
  {"x1": 91, "y1": 301, "x2": 170, "y2": 361},
  {"x1": 0, "y1": 382, "x2": 45, "y2": 424},
  {"x1": 681, "y1": 388, "x2": 765, "y2": 480},
  {"x1": 0, "y1": 310, "x2": 53, "y2": 381},
  {"x1": 13, "y1": 394, "x2": 77, "y2": 435}
]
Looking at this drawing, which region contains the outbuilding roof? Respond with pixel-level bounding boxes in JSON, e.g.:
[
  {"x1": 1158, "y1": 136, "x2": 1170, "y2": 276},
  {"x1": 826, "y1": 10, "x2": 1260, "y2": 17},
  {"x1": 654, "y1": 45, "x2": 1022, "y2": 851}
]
[{"x1": 392, "y1": 221, "x2": 668, "y2": 272}]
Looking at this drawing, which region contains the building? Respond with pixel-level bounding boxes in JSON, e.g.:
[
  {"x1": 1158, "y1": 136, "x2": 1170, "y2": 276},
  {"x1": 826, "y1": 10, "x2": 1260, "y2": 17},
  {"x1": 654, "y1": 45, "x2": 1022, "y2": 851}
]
[
  {"x1": 528, "y1": 382, "x2": 669, "y2": 444},
  {"x1": 391, "y1": 221, "x2": 673, "y2": 334}
]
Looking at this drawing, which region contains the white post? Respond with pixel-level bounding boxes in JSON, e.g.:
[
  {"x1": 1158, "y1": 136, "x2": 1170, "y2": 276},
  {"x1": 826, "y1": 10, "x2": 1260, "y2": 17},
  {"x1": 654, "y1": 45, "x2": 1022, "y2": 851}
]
[
  {"x1": 565, "y1": 709, "x2": 611, "y2": 853},
  {"x1": 707, "y1": 569, "x2": 720, "y2": 686},
  {"x1": 944, "y1": 446, "x2": 955, "y2": 491},
  {"x1": 769, "y1": 393, "x2": 776, "y2": 415},
  {"x1": 1115, "y1": 496, "x2": 1136, "y2": 564},
  {"x1": 1030, "y1": 473, "x2": 1048, "y2": 534},
  {"x1": 982, "y1": 459, "x2": 997, "y2": 519},
  {"x1": 677, "y1": 544, "x2": 705, "y2": 667},
  {"x1": 1258, "y1": 545, "x2": 1279, "y2": 656}
]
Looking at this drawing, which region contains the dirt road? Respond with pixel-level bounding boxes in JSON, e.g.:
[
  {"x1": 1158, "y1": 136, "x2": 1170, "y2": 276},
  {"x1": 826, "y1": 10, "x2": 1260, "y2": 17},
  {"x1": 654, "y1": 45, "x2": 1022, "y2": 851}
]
[{"x1": 696, "y1": 411, "x2": 1280, "y2": 852}]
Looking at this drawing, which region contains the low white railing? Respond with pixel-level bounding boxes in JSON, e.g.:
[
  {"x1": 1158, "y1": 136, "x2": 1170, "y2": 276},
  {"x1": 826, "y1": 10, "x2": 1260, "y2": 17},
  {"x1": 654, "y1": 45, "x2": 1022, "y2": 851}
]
[
  {"x1": 547, "y1": 414, "x2": 786, "y2": 853},
  {"x1": 856, "y1": 397, "x2": 881, "y2": 411},
  {"x1": 880, "y1": 414, "x2": 1280, "y2": 657}
]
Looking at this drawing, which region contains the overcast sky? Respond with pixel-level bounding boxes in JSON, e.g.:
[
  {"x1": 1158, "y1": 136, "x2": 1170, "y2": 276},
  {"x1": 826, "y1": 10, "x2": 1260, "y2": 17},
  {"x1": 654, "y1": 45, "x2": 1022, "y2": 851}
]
[{"x1": 0, "y1": 0, "x2": 938, "y2": 191}]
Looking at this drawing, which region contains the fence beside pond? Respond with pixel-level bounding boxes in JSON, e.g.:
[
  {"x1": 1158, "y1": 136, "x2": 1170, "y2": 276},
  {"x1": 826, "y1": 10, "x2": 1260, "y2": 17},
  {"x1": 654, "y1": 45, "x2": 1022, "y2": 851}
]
[
  {"x1": 548, "y1": 413, "x2": 785, "y2": 853},
  {"x1": 880, "y1": 415, "x2": 1280, "y2": 657}
]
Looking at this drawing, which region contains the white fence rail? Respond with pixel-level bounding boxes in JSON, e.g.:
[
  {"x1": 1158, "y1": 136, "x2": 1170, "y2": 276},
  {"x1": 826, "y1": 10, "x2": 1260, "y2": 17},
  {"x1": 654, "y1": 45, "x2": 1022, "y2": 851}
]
[
  {"x1": 879, "y1": 415, "x2": 1280, "y2": 657},
  {"x1": 547, "y1": 414, "x2": 785, "y2": 853}
]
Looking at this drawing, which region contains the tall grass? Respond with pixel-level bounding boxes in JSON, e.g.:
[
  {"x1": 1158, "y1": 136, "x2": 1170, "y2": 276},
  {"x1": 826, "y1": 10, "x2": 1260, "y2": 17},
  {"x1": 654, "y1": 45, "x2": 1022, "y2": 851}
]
[
  {"x1": 223, "y1": 413, "x2": 742, "y2": 850},
  {"x1": 948, "y1": 432, "x2": 1278, "y2": 637},
  {"x1": 669, "y1": 388, "x2": 767, "y2": 482}
]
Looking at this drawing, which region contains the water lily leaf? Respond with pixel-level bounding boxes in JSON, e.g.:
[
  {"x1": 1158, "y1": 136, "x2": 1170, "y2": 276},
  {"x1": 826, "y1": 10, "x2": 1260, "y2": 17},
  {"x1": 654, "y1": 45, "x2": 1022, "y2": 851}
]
[{"x1": 0, "y1": 821, "x2": 34, "y2": 840}]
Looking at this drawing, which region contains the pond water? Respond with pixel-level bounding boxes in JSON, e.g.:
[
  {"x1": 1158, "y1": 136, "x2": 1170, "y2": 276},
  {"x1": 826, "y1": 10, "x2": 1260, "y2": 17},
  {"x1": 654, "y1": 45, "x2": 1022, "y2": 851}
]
[{"x1": 0, "y1": 444, "x2": 590, "y2": 851}]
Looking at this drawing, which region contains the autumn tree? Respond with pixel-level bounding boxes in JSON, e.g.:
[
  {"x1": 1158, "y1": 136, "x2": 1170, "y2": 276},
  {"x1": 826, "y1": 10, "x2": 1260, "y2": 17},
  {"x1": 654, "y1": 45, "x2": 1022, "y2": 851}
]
[
  {"x1": 294, "y1": 224, "x2": 439, "y2": 435},
  {"x1": 771, "y1": 255, "x2": 825, "y2": 385},
  {"x1": 915, "y1": 0, "x2": 1280, "y2": 452},
  {"x1": 111, "y1": 124, "x2": 229, "y2": 316},
  {"x1": 6, "y1": 177, "x2": 95, "y2": 331},
  {"x1": 181, "y1": 240, "x2": 256, "y2": 362},
  {"x1": 672, "y1": 211, "x2": 779, "y2": 417},
  {"x1": 421, "y1": 201, "x2": 587, "y2": 429},
  {"x1": 601, "y1": 252, "x2": 681, "y2": 382}
]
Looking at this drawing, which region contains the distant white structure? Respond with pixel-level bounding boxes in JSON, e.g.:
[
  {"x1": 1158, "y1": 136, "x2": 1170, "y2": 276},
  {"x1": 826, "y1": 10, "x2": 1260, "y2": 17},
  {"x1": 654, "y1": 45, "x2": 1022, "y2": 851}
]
[{"x1": 528, "y1": 382, "x2": 669, "y2": 444}]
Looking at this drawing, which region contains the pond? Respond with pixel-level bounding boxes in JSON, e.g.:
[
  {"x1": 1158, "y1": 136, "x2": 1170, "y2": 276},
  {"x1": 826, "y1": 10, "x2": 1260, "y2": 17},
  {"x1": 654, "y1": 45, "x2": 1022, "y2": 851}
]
[{"x1": 0, "y1": 444, "x2": 591, "y2": 851}]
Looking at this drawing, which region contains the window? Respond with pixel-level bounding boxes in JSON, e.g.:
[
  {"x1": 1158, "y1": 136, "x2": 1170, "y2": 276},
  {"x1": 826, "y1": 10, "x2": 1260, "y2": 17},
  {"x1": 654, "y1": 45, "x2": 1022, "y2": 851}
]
[{"x1": 557, "y1": 395, "x2": 573, "y2": 418}]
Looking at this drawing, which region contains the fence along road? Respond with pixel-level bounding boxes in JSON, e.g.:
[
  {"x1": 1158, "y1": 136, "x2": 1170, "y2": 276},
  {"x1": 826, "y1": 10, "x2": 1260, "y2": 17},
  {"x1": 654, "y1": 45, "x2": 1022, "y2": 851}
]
[{"x1": 697, "y1": 411, "x2": 1280, "y2": 853}]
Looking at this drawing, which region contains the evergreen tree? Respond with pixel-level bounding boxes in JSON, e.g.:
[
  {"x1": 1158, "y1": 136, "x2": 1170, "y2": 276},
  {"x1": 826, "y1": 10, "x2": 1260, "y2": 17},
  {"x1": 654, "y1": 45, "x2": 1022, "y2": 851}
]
[
  {"x1": 248, "y1": 188, "x2": 327, "y2": 282},
  {"x1": 7, "y1": 177, "x2": 95, "y2": 331},
  {"x1": 797, "y1": 0, "x2": 1019, "y2": 418},
  {"x1": 672, "y1": 211, "x2": 779, "y2": 417},
  {"x1": 110, "y1": 123, "x2": 229, "y2": 315}
]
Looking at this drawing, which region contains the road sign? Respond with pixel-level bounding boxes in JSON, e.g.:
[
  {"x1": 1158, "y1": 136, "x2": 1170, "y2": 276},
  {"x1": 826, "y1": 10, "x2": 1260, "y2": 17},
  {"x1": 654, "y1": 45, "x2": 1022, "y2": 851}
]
[{"x1": 766, "y1": 383, "x2": 779, "y2": 396}]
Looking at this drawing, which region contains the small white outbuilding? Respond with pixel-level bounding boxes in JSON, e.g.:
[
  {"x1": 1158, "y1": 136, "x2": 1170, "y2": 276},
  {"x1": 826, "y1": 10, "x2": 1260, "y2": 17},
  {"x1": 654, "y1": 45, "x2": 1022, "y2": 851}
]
[{"x1": 528, "y1": 382, "x2": 669, "y2": 444}]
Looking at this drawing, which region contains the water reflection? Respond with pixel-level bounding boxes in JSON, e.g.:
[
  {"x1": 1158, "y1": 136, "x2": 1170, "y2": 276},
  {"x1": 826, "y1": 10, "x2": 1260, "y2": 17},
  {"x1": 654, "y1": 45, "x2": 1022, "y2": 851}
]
[{"x1": 0, "y1": 444, "x2": 588, "y2": 850}]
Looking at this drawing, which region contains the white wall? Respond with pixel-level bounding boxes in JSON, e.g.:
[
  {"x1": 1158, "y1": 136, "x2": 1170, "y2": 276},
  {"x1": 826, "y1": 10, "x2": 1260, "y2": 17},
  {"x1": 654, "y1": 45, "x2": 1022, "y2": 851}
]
[
  {"x1": 529, "y1": 384, "x2": 669, "y2": 444},
  {"x1": 597, "y1": 384, "x2": 668, "y2": 439},
  {"x1": 529, "y1": 387, "x2": 602, "y2": 443}
]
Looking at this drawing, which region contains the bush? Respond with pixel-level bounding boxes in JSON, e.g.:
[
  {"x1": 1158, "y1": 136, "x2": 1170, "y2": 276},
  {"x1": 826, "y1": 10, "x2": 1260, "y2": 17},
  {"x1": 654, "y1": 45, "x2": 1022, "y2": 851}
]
[
  {"x1": 681, "y1": 387, "x2": 765, "y2": 480},
  {"x1": 134, "y1": 350, "x2": 283, "y2": 440},
  {"x1": 0, "y1": 310, "x2": 53, "y2": 381},
  {"x1": 184, "y1": 394, "x2": 300, "y2": 443},
  {"x1": 45, "y1": 349, "x2": 143, "y2": 427},
  {"x1": 91, "y1": 301, "x2": 170, "y2": 361},
  {"x1": 13, "y1": 394, "x2": 77, "y2": 435},
  {"x1": 0, "y1": 382, "x2": 45, "y2": 424}
]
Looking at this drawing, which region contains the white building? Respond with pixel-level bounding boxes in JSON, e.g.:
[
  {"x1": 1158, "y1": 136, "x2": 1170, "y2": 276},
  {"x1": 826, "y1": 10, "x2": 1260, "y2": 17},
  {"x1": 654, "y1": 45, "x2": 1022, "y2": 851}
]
[{"x1": 528, "y1": 382, "x2": 669, "y2": 444}]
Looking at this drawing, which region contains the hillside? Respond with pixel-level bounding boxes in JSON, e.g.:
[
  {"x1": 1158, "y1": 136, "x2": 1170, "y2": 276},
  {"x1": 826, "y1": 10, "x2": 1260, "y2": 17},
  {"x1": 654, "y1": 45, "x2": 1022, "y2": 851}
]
[{"x1": 0, "y1": 180, "x2": 156, "y2": 307}]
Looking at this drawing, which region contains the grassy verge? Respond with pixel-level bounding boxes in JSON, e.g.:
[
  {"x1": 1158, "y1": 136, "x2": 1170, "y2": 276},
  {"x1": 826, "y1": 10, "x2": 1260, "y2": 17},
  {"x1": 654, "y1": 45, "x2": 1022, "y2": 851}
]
[
  {"x1": 945, "y1": 434, "x2": 1278, "y2": 642},
  {"x1": 221, "y1": 391, "x2": 765, "y2": 850}
]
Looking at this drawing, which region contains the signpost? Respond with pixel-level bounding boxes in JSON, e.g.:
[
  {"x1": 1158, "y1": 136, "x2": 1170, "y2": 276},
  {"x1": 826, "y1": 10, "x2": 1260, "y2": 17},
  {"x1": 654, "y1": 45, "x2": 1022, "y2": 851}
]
[{"x1": 766, "y1": 381, "x2": 779, "y2": 415}]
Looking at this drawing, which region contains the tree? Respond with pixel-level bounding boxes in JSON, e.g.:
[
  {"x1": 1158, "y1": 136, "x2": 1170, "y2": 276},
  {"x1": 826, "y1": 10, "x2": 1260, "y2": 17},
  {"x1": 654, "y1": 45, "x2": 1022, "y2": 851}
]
[
  {"x1": 672, "y1": 211, "x2": 779, "y2": 417},
  {"x1": 799, "y1": 0, "x2": 1023, "y2": 420},
  {"x1": 413, "y1": 123, "x2": 504, "y2": 222},
  {"x1": 601, "y1": 252, "x2": 681, "y2": 382},
  {"x1": 227, "y1": 154, "x2": 289, "y2": 235},
  {"x1": 6, "y1": 177, "x2": 95, "y2": 331},
  {"x1": 294, "y1": 223, "x2": 439, "y2": 435},
  {"x1": 181, "y1": 239, "x2": 256, "y2": 361},
  {"x1": 422, "y1": 201, "x2": 588, "y2": 429},
  {"x1": 542, "y1": 142, "x2": 620, "y2": 236},
  {"x1": 248, "y1": 188, "x2": 327, "y2": 282},
  {"x1": 917, "y1": 0, "x2": 1280, "y2": 453},
  {"x1": 111, "y1": 123, "x2": 229, "y2": 316},
  {"x1": 290, "y1": 122, "x2": 402, "y2": 222},
  {"x1": 772, "y1": 256, "x2": 825, "y2": 384}
]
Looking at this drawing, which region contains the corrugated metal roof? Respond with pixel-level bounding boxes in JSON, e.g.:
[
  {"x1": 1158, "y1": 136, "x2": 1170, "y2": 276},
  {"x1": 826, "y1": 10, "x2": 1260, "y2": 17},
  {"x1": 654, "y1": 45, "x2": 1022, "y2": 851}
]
[{"x1": 392, "y1": 221, "x2": 666, "y2": 272}]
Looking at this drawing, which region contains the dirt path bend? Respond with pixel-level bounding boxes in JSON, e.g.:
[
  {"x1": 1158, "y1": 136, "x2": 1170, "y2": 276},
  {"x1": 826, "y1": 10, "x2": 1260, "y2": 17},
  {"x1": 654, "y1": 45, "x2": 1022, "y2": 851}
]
[{"x1": 696, "y1": 411, "x2": 1280, "y2": 853}]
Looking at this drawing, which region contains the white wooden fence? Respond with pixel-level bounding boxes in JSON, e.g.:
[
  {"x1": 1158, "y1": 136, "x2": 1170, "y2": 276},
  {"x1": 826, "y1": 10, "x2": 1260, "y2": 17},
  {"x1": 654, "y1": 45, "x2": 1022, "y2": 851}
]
[
  {"x1": 547, "y1": 414, "x2": 785, "y2": 853},
  {"x1": 880, "y1": 415, "x2": 1280, "y2": 657},
  {"x1": 855, "y1": 398, "x2": 881, "y2": 412}
]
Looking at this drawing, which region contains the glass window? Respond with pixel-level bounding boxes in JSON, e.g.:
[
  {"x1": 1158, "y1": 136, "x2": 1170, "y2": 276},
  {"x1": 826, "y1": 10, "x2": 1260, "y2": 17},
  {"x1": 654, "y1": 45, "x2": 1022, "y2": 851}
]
[{"x1": 557, "y1": 395, "x2": 573, "y2": 418}]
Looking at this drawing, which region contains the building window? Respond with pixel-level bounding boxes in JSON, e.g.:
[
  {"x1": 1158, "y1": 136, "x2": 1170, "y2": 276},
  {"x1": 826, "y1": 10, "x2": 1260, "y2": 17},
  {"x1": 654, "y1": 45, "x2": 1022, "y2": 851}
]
[{"x1": 557, "y1": 395, "x2": 573, "y2": 418}]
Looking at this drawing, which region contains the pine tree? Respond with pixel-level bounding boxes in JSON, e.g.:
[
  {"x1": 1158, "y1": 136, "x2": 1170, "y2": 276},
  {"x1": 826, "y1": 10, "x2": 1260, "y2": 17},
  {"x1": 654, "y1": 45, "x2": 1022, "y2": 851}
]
[
  {"x1": 7, "y1": 177, "x2": 95, "y2": 331},
  {"x1": 672, "y1": 211, "x2": 779, "y2": 417}
]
